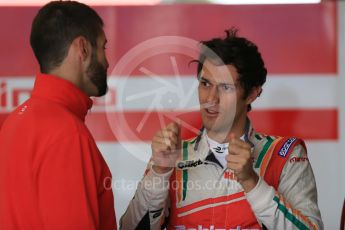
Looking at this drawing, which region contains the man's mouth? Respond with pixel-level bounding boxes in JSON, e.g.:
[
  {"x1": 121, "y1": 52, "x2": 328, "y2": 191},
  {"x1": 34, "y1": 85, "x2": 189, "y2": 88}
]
[
  {"x1": 201, "y1": 102, "x2": 219, "y2": 117},
  {"x1": 205, "y1": 108, "x2": 219, "y2": 116}
]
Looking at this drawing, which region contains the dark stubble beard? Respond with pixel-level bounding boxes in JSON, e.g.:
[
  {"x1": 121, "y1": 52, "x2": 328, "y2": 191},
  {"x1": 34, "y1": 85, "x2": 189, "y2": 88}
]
[{"x1": 87, "y1": 52, "x2": 108, "y2": 97}]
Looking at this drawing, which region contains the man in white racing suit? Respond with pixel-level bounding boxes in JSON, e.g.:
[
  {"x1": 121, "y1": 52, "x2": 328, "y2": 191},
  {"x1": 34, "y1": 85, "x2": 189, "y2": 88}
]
[{"x1": 120, "y1": 28, "x2": 323, "y2": 230}]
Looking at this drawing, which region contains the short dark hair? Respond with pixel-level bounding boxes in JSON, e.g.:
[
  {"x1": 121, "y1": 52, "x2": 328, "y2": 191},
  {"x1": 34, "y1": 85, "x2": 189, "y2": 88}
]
[
  {"x1": 196, "y1": 28, "x2": 267, "y2": 111},
  {"x1": 30, "y1": 1, "x2": 104, "y2": 73}
]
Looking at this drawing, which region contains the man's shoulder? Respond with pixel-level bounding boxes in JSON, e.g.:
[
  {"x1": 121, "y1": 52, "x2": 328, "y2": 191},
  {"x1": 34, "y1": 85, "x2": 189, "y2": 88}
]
[
  {"x1": 253, "y1": 132, "x2": 307, "y2": 189},
  {"x1": 253, "y1": 131, "x2": 305, "y2": 150},
  {"x1": 2, "y1": 97, "x2": 89, "y2": 136},
  {"x1": 253, "y1": 132, "x2": 306, "y2": 168}
]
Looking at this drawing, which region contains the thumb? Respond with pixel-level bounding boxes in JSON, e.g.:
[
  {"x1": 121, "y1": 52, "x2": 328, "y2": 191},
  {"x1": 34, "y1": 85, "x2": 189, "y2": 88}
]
[
  {"x1": 228, "y1": 132, "x2": 236, "y2": 143},
  {"x1": 175, "y1": 119, "x2": 182, "y2": 148},
  {"x1": 167, "y1": 120, "x2": 181, "y2": 139}
]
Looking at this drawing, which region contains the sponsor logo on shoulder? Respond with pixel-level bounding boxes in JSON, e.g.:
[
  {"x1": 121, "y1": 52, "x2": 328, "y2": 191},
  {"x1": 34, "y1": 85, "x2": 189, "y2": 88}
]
[
  {"x1": 278, "y1": 138, "x2": 297, "y2": 157},
  {"x1": 289, "y1": 157, "x2": 309, "y2": 163},
  {"x1": 177, "y1": 159, "x2": 204, "y2": 170}
]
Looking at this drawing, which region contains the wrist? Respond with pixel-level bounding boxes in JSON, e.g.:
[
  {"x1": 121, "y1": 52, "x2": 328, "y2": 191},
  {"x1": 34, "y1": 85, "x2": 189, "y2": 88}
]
[
  {"x1": 152, "y1": 165, "x2": 173, "y2": 174},
  {"x1": 239, "y1": 173, "x2": 259, "y2": 193}
]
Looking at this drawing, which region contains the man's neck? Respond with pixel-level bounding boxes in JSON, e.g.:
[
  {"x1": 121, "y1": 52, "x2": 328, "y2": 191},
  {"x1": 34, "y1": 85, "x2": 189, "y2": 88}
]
[
  {"x1": 49, "y1": 66, "x2": 83, "y2": 93},
  {"x1": 206, "y1": 115, "x2": 247, "y2": 143}
]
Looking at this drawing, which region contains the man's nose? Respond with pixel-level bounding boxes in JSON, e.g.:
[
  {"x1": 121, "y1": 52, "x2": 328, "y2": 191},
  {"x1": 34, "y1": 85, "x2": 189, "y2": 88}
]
[{"x1": 206, "y1": 86, "x2": 219, "y2": 103}]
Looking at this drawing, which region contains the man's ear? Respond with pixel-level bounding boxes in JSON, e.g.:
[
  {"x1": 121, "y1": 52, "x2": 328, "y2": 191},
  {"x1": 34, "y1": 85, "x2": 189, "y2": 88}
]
[
  {"x1": 246, "y1": 86, "x2": 262, "y2": 105},
  {"x1": 73, "y1": 36, "x2": 91, "y2": 62}
]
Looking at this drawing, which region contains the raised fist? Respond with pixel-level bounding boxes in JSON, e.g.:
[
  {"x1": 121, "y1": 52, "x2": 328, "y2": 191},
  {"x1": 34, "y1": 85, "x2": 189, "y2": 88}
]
[{"x1": 151, "y1": 122, "x2": 181, "y2": 174}]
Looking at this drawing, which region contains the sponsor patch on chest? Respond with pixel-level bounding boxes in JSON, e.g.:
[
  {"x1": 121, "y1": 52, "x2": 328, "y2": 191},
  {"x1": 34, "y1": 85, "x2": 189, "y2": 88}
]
[{"x1": 177, "y1": 159, "x2": 204, "y2": 170}]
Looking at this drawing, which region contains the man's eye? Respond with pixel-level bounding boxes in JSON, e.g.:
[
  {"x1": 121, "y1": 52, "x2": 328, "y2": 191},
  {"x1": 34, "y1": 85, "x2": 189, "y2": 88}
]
[
  {"x1": 220, "y1": 84, "x2": 235, "y2": 92},
  {"x1": 223, "y1": 85, "x2": 230, "y2": 90},
  {"x1": 200, "y1": 81, "x2": 210, "y2": 87}
]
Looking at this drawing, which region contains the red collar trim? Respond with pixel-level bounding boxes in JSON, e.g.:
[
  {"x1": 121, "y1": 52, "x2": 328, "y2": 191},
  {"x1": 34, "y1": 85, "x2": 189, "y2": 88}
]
[{"x1": 31, "y1": 73, "x2": 93, "y2": 121}]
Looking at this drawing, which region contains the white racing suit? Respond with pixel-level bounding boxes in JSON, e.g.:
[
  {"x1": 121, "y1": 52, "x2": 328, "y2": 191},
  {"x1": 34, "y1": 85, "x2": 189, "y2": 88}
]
[{"x1": 120, "y1": 120, "x2": 323, "y2": 230}]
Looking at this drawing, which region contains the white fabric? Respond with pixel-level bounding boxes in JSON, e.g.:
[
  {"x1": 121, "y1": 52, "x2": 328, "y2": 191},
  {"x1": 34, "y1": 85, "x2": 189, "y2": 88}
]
[
  {"x1": 205, "y1": 133, "x2": 245, "y2": 168},
  {"x1": 120, "y1": 125, "x2": 323, "y2": 229}
]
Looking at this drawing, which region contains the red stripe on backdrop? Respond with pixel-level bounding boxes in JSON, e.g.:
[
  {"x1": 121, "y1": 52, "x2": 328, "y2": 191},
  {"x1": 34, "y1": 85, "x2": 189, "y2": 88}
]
[
  {"x1": 85, "y1": 109, "x2": 337, "y2": 141},
  {"x1": 112, "y1": 3, "x2": 337, "y2": 76},
  {"x1": 0, "y1": 2, "x2": 337, "y2": 76},
  {"x1": 0, "y1": 109, "x2": 337, "y2": 141},
  {"x1": 248, "y1": 109, "x2": 338, "y2": 141}
]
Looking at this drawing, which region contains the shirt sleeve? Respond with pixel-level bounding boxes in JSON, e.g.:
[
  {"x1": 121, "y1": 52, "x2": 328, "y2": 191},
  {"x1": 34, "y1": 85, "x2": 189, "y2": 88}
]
[
  {"x1": 36, "y1": 132, "x2": 115, "y2": 230},
  {"x1": 245, "y1": 144, "x2": 323, "y2": 230},
  {"x1": 119, "y1": 164, "x2": 173, "y2": 230}
]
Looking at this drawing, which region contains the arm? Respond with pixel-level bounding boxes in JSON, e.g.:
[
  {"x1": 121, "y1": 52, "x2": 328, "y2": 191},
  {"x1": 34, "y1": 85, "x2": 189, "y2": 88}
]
[
  {"x1": 119, "y1": 165, "x2": 172, "y2": 229},
  {"x1": 37, "y1": 132, "x2": 116, "y2": 230},
  {"x1": 120, "y1": 122, "x2": 180, "y2": 229},
  {"x1": 246, "y1": 144, "x2": 323, "y2": 229}
]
